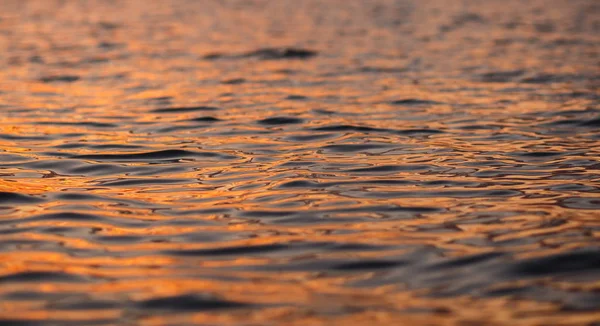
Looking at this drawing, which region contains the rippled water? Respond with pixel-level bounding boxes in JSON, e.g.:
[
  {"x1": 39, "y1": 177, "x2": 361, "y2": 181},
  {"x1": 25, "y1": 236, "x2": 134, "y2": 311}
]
[{"x1": 1, "y1": 1, "x2": 599, "y2": 325}]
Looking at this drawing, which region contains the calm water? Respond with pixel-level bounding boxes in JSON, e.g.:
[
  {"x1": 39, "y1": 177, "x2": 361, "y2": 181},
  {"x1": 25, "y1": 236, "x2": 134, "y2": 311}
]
[{"x1": 1, "y1": 1, "x2": 599, "y2": 325}]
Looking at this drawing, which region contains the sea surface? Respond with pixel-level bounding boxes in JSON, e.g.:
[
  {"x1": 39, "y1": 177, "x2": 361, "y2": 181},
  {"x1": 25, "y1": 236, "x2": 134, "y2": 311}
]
[{"x1": 0, "y1": 1, "x2": 599, "y2": 325}]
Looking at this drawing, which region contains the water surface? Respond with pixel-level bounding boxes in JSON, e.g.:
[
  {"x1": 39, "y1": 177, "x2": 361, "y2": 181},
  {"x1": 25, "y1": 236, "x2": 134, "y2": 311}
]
[{"x1": 0, "y1": 1, "x2": 599, "y2": 325}]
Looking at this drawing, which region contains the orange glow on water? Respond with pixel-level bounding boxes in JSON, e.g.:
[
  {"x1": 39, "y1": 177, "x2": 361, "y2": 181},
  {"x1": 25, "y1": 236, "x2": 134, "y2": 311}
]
[{"x1": 0, "y1": 0, "x2": 599, "y2": 325}]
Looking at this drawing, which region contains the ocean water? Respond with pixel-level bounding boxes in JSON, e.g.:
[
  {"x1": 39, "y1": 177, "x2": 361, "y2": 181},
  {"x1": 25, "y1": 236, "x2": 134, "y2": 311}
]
[{"x1": 0, "y1": 1, "x2": 599, "y2": 325}]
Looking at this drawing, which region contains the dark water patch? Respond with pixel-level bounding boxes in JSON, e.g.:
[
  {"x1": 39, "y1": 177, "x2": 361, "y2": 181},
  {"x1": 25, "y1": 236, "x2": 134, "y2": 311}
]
[
  {"x1": 35, "y1": 121, "x2": 117, "y2": 128},
  {"x1": 560, "y1": 292, "x2": 600, "y2": 312},
  {"x1": 393, "y1": 129, "x2": 444, "y2": 135},
  {"x1": 161, "y1": 218, "x2": 220, "y2": 227},
  {"x1": 359, "y1": 66, "x2": 406, "y2": 73},
  {"x1": 473, "y1": 133, "x2": 538, "y2": 142},
  {"x1": 0, "y1": 319, "x2": 114, "y2": 326},
  {"x1": 241, "y1": 47, "x2": 317, "y2": 60},
  {"x1": 243, "y1": 246, "x2": 439, "y2": 273},
  {"x1": 496, "y1": 86, "x2": 536, "y2": 93},
  {"x1": 0, "y1": 212, "x2": 147, "y2": 228},
  {"x1": 93, "y1": 144, "x2": 144, "y2": 150},
  {"x1": 47, "y1": 298, "x2": 119, "y2": 311},
  {"x1": 151, "y1": 106, "x2": 220, "y2": 113},
  {"x1": 11, "y1": 159, "x2": 141, "y2": 177},
  {"x1": 92, "y1": 235, "x2": 146, "y2": 244},
  {"x1": 166, "y1": 241, "x2": 391, "y2": 258},
  {"x1": 38, "y1": 75, "x2": 80, "y2": 83},
  {"x1": 0, "y1": 271, "x2": 88, "y2": 284},
  {"x1": 422, "y1": 180, "x2": 482, "y2": 187},
  {"x1": 509, "y1": 151, "x2": 567, "y2": 161},
  {"x1": 533, "y1": 21, "x2": 555, "y2": 33},
  {"x1": 2, "y1": 291, "x2": 72, "y2": 301},
  {"x1": 221, "y1": 78, "x2": 245, "y2": 84},
  {"x1": 145, "y1": 96, "x2": 173, "y2": 104},
  {"x1": 440, "y1": 12, "x2": 487, "y2": 32},
  {"x1": 153, "y1": 125, "x2": 215, "y2": 133},
  {"x1": 161, "y1": 208, "x2": 232, "y2": 217},
  {"x1": 241, "y1": 210, "x2": 297, "y2": 218},
  {"x1": 4, "y1": 106, "x2": 34, "y2": 113},
  {"x1": 547, "y1": 91, "x2": 600, "y2": 101},
  {"x1": 56, "y1": 143, "x2": 143, "y2": 150},
  {"x1": 257, "y1": 116, "x2": 304, "y2": 125},
  {"x1": 137, "y1": 293, "x2": 250, "y2": 311},
  {"x1": 311, "y1": 125, "x2": 386, "y2": 133},
  {"x1": 479, "y1": 70, "x2": 525, "y2": 82},
  {"x1": 202, "y1": 52, "x2": 225, "y2": 60},
  {"x1": 344, "y1": 189, "x2": 522, "y2": 199},
  {"x1": 365, "y1": 179, "x2": 418, "y2": 186},
  {"x1": 472, "y1": 168, "x2": 551, "y2": 178},
  {"x1": 313, "y1": 109, "x2": 336, "y2": 115},
  {"x1": 133, "y1": 165, "x2": 192, "y2": 177},
  {"x1": 349, "y1": 250, "x2": 554, "y2": 297},
  {"x1": 68, "y1": 163, "x2": 131, "y2": 176},
  {"x1": 239, "y1": 258, "x2": 391, "y2": 273},
  {"x1": 347, "y1": 164, "x2": 434, "y2": 173},
  {"x1": 331, "y1": 204, "x2": 441, "y2": 214},
  {"x1": 36, "y1": 226, "x2": 99, "y2": 237},
  {"x1": 426, "y1": 252, "x2": 506, "y2": 270},
  {"x1": 543, "y1": 117, "x2": 600, "y2": 128},
  {"x1": 27, "y1": 212, "x2": 108, "y2": 223},
  {"x1": 277, "y1": 161, "x2": 317, "y2": 168},
  {"x1": 49, "y1": 191, "x2": 152, "y2": 207},
  {"x1": 164, "y1": 243, "x2": 288, "y2": 257},
  {"x1": 558, "y1": 197, "x2": 600, "y2": 210},
  {"x1": 97, "y1": 21, "x2": 120, "y2": 30},
  {"x1": 0, "y1": 227, "x2": 36, "y2": 235},
  {"x1": 332, "y1": 260, "x2": 405, "y2": 271},
  {"x1": 0, "y1": 134, "x2": 50, "y2": 141},
  {"x1": 29, "y1": 55, "x2": 44, "y2": 64},
  {"x1": 389, "y1": 204, "x2": 441, "y2": 214},
  {"x1": 96, "y1": 178, "x2": 189, "y2": 187},
  {"x1": 389, "y1": 99, "x2": 443, "y2": 106},
  {"x1": 286, "y1": 95, "x2": 308, "y2": 100},
  {"x1": 186, "y1": 116, "x2": 222, "y2": 123},
  {"x1": 205, "y1": 48, "x2": 317, "y2": 60},
  {"x1": 17, "y1": 159, "x2": 83, "y2": 171},
  {"x1": 0, "y1": 192, "x2": 44, "y2": 204},
  {"x1": 548, "y1": 183, "x2": 598, "y2": 192},
  {"x1": 401, "y1": 306, "x2": 452, "y2": 315},
  {"x1": 0, "y1": 153, "x2": 29, "y2": 162},
  {"x1": 0, "y1": 239, "x2": 51, "y2": 251},
  {"x1": 579, "y1": 117, "x2": 600, "y2": 127},
  {"x1": 0, "y1": 319, "x2": 43, "y2": 326},
  {"x1": 278, "y1": 180, "x2": 321, "y2": 188},
  {"x1": 72, "y1": 149, "x2": 236, "y2": 161},
  {"x1": 276, "y1": 179, "x2": 416, "y2": 190},
  {"x1": 285, "y1": 133, "x2": 338, "y2": 142},
  {"x1": 483, "y1": 285, "x2": 534, "y2": 297},
  {"x1": 174, "y1": 231, "x2": 239, "y2": 244},
  {"x1": 456, "y1": 124, "x2": 503, "y2": 131},
  {"x1": 520, "y1": 73, "x2": 597, "y2": 84},
  {"x1": 321, "y1": 242, "x2": 390, "y2": 251},
  {"x1": 507, "y1": 250, "x2": 600, "y2": 277},
  {"x1": 538, "y1": 101, "x2": 593, "y2": 113},
  {"x1": 97, "y1": 41, "x2": 124, "y2": 50},
  {"x1": 210, "y1": 129, "x2": 273, "y2": 136},
  {"x1": 321, "y1": 143, "x2": 393, "y2": 153},
  {"x1": 310, "y1": 124, "x2": 441, "y2": 137}
]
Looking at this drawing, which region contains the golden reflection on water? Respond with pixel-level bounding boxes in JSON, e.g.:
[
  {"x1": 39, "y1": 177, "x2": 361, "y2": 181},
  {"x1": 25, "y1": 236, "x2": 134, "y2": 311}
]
[{"x1": 1, "y1": 0, "x2": 599, "y2": 325}]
